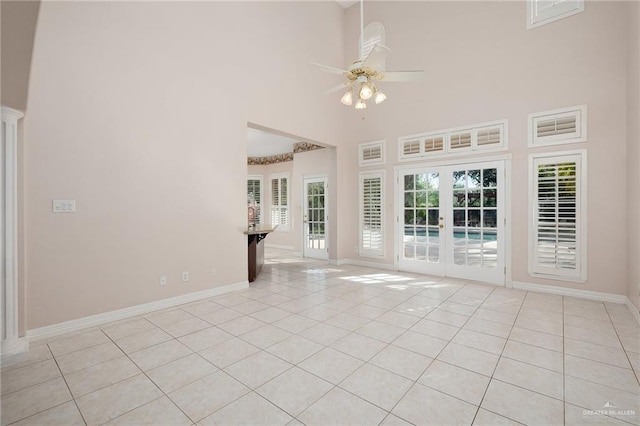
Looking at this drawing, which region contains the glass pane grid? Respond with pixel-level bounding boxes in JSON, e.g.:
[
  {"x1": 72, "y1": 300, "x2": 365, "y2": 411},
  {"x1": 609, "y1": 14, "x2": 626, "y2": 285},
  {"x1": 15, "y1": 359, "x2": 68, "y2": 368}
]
[
  {"x1": 307, "y1": 183, "x2": 326, "y2": 250},
  {"x1": 451, "y1": 168, "x2": 498, "y2": 269},
  {"x1": 403, "y1": 173, "x2": 440, "y2": 263}
]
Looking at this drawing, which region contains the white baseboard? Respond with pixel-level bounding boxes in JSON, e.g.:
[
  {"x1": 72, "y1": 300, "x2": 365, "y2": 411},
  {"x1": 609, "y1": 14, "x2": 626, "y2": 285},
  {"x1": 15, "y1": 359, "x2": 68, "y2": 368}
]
[
  {"x1": 264, "y1": 244, "x2": 294, "y2": 250},
  {"x1": 27, "y1": 281, "x2": 249, "y2": 342},
  {"x1": 331, "y1": 258, "x2": 397, "y2": 271},
  {"x1": 1, "y1": 337, "x2": 30, "y2": 367},
  {"x1": 512, "y1": 281, "x2": 627, "y2": 304},
  {"x1": 626, "y1": 297, "x2": 640, "y2": 325}
]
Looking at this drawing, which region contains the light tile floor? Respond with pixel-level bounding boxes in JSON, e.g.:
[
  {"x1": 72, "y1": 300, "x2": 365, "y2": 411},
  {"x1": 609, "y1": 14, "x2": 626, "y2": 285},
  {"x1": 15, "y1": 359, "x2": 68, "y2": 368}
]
[{"x1": 2, "y1": 250, "x2": 639, "y2": 425}]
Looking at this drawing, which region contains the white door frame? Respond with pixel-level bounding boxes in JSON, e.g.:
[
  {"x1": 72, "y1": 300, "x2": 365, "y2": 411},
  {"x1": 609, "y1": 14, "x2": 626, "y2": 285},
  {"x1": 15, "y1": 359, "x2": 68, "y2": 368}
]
[
  {"x1": 302, "y1": 176, "x2": 328, "y2": 260},
  {"x1": 394, "y1": 154, "x2": 512, "y2": 286}
]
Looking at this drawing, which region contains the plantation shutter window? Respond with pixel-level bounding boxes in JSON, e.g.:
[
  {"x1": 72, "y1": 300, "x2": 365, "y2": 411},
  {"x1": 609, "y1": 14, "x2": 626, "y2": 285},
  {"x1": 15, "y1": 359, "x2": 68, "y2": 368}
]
[
  {"x1": 476, "y1": 126, "x2": 502, "y2": 147},
  {"x1": 530, "y1": 152, "x2": 586, "y2": 281},
  {"x1": 359, "y1": 140, "x2": 386, "y2": 166},
  {"x1": 424, "y1": 135, "x2": 444, "y2": 153},
  {"x1": 398, "y1": 120, "x2": 506, "y2": 161},
  {"x1": 360, "y1": 171, "x2": 385, "y2": 257},
  {"x1": 247, "y1": 176, "x2": 262, "y2": 225},
  {"x1": 449, "y1": 131, "x2": 472, "y2": 151},
  {"x1": 528, "y1": 105, "x2": 587, "y2": 147},
  {"x1": 270, "y1": 174, "x2": 289, "y2": 231}
]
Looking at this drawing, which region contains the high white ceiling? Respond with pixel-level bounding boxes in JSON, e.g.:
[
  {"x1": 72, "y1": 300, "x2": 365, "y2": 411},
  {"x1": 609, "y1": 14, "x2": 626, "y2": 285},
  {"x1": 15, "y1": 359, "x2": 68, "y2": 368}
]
[{"x1": 247, "y1": 128, "x2": 301, "y2": 158}]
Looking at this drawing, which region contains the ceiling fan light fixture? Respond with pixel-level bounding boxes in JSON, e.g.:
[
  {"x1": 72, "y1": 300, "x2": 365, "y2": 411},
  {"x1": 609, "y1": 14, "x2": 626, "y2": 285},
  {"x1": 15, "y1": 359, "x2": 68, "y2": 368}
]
[
  {"x1": 359, "y1": 83, "x2": 374, "y2": 100},
  {"x1": 341, "y1": 89, "x2": 353, "y2": 106},
  {"x1": 355, "y1": 99, "x2": 367, "y2": 110},
  {"x1": 374, "y1": 90, "x2": 386, "y2": 104}
]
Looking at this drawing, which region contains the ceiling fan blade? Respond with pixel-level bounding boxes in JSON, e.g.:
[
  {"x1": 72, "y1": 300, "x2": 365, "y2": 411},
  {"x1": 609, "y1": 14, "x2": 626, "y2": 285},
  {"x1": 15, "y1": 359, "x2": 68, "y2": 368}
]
[
  {"x1": 379, "y1": 70, "x2": 424, "y2": 82},
  {"x1": 311, "y1": 62, "x2": 348, "y2": 76},
  {"x1": 325, "y1": 82, "x2": 351, "y2": 94},
  {"x1": 362, "y1": 44, "x2": 391, "y2": 71}
]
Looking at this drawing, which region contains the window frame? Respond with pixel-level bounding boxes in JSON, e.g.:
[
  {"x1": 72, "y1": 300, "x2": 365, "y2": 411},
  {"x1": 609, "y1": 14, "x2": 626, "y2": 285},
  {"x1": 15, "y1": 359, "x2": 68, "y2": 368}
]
[
  {"x1": 270, "y1": 173, "x2": 290, "y2": 232},
  {"x1": 359, "y1": 140, "x2": 386, "y2": 167},
  {"x1": 398, "y1": 119, "x2": 508, "y2": 162},
  {"x1": 528, "y1": 150, "x2": 587, "y2": 282},
  {"x1": 247, "y1": 175, "x2": 263, "y2": 225},
  {"x1": 359, "y1": 170, "x2": 386, "y2": 258},
  {"x1": 527, "y1": 0, "x2": 585, "y2": 30},
  {"x1": 528, "y1": 105, "x2": 588, "y2": 148}
]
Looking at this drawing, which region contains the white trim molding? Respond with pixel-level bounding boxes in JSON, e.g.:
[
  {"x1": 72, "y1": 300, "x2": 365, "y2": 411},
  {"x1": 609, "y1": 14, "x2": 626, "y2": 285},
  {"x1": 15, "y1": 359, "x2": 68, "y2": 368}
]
[
  {"x1": 1, "y1": 106, "x2": 29, "y2": 367},
  {"x1": 626, "y1": 298, "x2": 640, "y2": 325},
  {"x1": 27, "y1": 281, "x2": 248, "y2": 342},
  {"x1": 512, "y1": 280, "x2": 627, "y2": 304},
  {"x1": 527, "y1": 0, "x2": 585, "y2": 29}
]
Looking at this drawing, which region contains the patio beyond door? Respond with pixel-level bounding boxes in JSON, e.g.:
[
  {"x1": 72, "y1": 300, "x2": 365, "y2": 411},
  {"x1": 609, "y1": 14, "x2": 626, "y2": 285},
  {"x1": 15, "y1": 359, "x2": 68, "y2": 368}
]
[{"x1": 397, "y1": 161, "x2": 506, "y2": 285}]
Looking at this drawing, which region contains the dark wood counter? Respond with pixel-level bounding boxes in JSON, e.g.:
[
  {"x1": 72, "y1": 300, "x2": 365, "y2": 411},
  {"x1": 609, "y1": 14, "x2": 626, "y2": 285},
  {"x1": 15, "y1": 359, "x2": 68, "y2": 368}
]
[{"x1": 244, "y1": 225, "x2": 276, "y2": 282}]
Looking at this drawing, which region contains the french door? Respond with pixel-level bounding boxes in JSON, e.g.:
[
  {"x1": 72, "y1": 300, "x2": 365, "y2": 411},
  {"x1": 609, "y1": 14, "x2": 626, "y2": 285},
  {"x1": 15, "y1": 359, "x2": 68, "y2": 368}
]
[
  {"x1": 397, "y1": 161, "x2": 505, "y2": 285},
  {"x1": 303, "y1": 177, "x2": 328, "y2": 260}
]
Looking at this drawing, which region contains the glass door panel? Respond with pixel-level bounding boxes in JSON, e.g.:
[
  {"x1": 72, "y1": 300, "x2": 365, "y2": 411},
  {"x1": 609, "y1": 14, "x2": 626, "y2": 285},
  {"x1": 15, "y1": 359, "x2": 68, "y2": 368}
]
[
  {"x1": 398, "y1": 169, "x2": 445, "y2": 275},
  {"x1": 397, "y1": 161, "x2": 505, "y2": 285},
  {"x1": 445, "y1": 164, "x2": 504, "y2": 284},
  {"x1": 303, "y1": 178, "x2": 328, "y2": 259}
]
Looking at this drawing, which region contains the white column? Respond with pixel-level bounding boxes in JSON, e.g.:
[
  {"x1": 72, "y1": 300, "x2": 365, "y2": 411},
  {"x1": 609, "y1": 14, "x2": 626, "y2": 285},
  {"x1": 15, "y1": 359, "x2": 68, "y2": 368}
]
[{"x1": 1, "y1": 106, "x2": 28, "y2": 366}]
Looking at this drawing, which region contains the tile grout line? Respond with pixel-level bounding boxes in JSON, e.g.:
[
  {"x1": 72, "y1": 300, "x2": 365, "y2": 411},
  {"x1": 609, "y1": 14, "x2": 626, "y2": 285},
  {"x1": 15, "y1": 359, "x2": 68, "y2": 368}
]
[
  {"x1": 100, "y1": 328, "x2": 199, "y2": 425},
  {"x1": 604, "y1": 302, "x2": 640, "y2": 388},
  {"x1": 470, "y1": 287, "x2": 528, "y2": 426},
  {"x1": 49, "y1": 340, "x2": 90, "y2": 426}
]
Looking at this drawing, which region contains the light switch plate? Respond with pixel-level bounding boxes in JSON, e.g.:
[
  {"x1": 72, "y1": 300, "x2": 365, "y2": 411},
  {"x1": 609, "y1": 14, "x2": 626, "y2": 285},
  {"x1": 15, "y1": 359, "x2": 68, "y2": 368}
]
[{"x1": 53, "y1": 200, "x2": 76, "y2": 213}]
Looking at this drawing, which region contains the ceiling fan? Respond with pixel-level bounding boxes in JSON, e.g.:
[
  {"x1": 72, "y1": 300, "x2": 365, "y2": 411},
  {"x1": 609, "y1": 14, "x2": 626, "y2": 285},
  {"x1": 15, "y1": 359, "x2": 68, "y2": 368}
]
[{"x1": 312, "y1": 0, "x2": 424, "y2": 109}]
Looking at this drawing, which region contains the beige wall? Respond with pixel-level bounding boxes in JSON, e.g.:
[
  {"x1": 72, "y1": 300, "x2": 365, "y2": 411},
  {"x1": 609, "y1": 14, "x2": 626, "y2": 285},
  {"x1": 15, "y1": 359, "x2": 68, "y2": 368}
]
[
  {"x1": 336, "y1": 1, "x2": 631, "y2": 297},
  {"x1": 627, "y1": 0, "x2": 640, "y2": 311},
  {"x1": 25, "y1": 1, "x2": 346, "y2": 329},
  {"x1": 16, "y1": 0, "x2": 640, "y2": 330}
]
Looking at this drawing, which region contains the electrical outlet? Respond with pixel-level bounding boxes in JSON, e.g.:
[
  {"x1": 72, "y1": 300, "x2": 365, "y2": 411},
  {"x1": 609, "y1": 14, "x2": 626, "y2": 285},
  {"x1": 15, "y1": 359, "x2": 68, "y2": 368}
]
[
  {"x1": 159, "y1": 275, "x2": 167, "y2": 286},
  {"x1": 182, "y1": 272, "x2": 189, "y2": 282},
  {"x1": 211, "y1": 267, "x2": 217, "y2": 276}
]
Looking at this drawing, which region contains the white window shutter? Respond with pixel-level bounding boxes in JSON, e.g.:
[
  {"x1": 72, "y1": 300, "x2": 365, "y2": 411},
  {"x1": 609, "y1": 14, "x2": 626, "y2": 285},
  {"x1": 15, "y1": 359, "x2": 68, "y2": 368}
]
[
  {"x1": 449, "y1": 130, "x2": 472, "y2": 151},
  {"x1": 476, "y1": 126, "x2": 502, "y2": 147},
  {"x1": 359, "y1": 140, "x2": 386, "y2": 166},
  {"x1": 530, "y1": 151, "x2": 586, "y2": 281},
  {"x1": 529, "y1": 105, "x2": 587, "y2": 147},
  {"x1": 247, "y1": 176, "x2": 262, "y2": 225},
  {"x1": 270, "y1": 174, "x2": 289, "y2": 231},
  {"x1": 360, "y1": 171, "x2": 385, "y2": 257},
  {"x1": 424, "y1": 135, "x2": 444, "y2": 153},
  {"x1": 398, "y1": 120, "x2": 506, "y2": 161}
]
